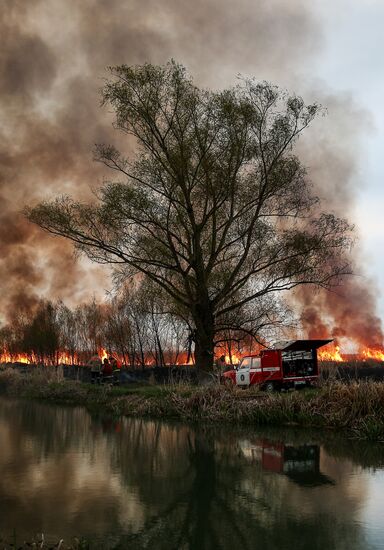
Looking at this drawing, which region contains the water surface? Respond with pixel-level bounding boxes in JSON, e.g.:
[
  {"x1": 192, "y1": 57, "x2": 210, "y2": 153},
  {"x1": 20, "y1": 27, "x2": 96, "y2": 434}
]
[{"x1": 0, "y1": 397, "x2": 383, "y2": 549}]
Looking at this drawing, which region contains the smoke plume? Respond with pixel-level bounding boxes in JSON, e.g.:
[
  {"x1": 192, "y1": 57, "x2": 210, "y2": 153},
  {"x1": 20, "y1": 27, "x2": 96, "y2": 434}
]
[{"x1": 0, "y1": 0, "x2": 380, "y2": 347}]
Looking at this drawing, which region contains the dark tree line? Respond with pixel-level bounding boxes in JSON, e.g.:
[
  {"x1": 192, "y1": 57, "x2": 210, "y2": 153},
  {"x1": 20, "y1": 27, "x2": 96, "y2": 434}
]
[
  {"x1": 0, "y1": 292, "x2": 184, "y2": 367},
  {"x1": 0, "y1": 283, "x2": 283, "y2": 367}
]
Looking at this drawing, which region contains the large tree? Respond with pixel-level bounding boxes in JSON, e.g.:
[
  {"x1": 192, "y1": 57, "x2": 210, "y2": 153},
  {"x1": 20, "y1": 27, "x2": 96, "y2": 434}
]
[{"x1": 27, "y1": 61, "x2": 351, "y2": 378}]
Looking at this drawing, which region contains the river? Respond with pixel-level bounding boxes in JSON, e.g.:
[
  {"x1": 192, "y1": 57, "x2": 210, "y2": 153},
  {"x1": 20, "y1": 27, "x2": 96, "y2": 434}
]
[{"x1": 0, "y1": 397, "x2": 383, "y2": 549}]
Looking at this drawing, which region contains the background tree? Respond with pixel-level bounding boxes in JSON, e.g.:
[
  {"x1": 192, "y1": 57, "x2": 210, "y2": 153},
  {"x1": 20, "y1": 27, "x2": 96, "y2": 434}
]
[
  {"x1": 103, "y1": 284, "x2": 189, "y2": 367},
  {"x1": 103, "y1": 290, "x2": 134, "y2": 366},
  {"x1": 27, "y1": 61, "x2": 352, "y2": 378},
  {"x1": 57, "y1": 302, "x2": 78, "y2": 364},
  {"x1": 21, "y1": 301, "x2": 60, "y2": 365},
  {"x1": 214, "y1": 294, "x2": 291, "y2": 362},
  {"x1": 74, "y1": 299, "x2": 105, "y2": 356}
]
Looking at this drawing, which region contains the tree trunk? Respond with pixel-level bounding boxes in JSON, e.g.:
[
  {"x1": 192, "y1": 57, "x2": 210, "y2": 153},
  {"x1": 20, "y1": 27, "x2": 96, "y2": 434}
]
[
  {"x1": 189, "y1": 428, "x2": 216, "y2": 547},
  {"x1": 193, "y1": 303, "x2": 215, "y2": 385}
]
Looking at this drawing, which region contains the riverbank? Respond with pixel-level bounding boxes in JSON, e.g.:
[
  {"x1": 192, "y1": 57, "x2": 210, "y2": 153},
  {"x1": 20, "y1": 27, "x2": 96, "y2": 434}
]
[{"x1": 0, "y1": 367, "x2": 383, "y2": 441}]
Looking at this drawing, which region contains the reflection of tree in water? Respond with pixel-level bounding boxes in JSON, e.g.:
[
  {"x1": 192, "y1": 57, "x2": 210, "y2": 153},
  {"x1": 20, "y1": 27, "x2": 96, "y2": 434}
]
[
  {"x1": 114, "y1": 426, "x2": 371, "y2": 550},
  {"x1": 0, "y1": 399, "x2": 382, "y2": 549}
]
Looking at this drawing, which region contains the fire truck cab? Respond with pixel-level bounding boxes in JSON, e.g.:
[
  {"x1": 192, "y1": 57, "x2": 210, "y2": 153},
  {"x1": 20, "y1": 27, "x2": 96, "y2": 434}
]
[{"x1": 222, "y1": 339, "x2": 332, "y2": 391}]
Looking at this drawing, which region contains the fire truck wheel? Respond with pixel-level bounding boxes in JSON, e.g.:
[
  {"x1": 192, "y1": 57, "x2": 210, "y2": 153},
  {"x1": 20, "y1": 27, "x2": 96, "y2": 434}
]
[{"x1": 264, "y1": 382, "x2": 275, "y2": 393}]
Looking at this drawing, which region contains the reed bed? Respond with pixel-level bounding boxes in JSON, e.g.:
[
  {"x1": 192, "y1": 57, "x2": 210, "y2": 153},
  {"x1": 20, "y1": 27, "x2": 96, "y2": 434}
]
[{"x1": 1, "y1": 367, "x2": 383, "y2": 441}]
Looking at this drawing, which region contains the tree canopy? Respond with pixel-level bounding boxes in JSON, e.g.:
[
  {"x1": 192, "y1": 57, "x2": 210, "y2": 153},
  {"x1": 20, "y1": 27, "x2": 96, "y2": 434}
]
[{"x1": 26, "y1": 61, "x2": 352, "y2": 376}]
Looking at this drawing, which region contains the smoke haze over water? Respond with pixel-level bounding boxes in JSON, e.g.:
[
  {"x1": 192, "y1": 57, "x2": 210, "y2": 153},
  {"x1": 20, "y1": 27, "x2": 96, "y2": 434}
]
[{"x1": 0, "y1": 0, "x2": 380, "y2": 345}]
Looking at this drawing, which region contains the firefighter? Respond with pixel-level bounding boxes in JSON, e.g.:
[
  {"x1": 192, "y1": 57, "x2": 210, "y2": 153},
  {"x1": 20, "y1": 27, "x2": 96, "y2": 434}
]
[
  {"x1": 109, "y1": 355, "x2": 121, "y2": 385},
  {"x1": 90, "y1": 356, "x2": 102, "y2": 384},
  {"x1": 101, "y1": 357, "x2": 113, "y2": 381},
  {"x1": 109, "y1": 355, "x2": 119, "y2": 370},
  {"x1": 217, "y1": 355, "x2": 226, "y2": 369},
  {"x1": 215, "y1": 355, "x2": 227, "y2": 380}
]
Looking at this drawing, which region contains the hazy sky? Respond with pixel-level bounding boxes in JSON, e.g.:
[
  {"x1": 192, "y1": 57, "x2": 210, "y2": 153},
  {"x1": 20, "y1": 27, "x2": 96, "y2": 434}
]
[{"x1": 1, "y1": 0, "x2": 383, "y2": 339}]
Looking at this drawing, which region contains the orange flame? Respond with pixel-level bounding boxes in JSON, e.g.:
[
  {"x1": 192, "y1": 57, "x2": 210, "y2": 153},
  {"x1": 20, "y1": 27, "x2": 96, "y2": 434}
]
[
  {"x1": 0, "y1": 349, "x2": 30, "y2": 364},
  {"x1": 318, "y1": 345, "x2": 343, "y2": 362},
  {"x1": 224, "y1": 353, "x2": 241, "y2": 365},
  {"x1": 175, "y1": 353, "x2": 193, "y2": 365},
  {"x1": 0, "y1": 348, "x2": 80, "y2": 365},
  {"x1": 360, "y1": 348, "x2": 384, "y2": 362},
  {"x1": 98, "y1": 348, "x2": 108, "y2": 361},
  {"x1": 318, "y1": 344, "x2": 384, "y2": 363},
  {"x1": 2, "y1": 343, "x2": 384, "y2": 366}
]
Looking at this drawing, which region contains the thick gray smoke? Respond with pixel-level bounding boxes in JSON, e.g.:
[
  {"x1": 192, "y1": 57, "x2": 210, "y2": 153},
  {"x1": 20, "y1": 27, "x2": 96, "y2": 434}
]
[
  {"x1": 0, "y1": 0, "x2": 380, "y2": 346},
  {"x1": 294, "y1": 93, "x2": 382, "y2": 349}
]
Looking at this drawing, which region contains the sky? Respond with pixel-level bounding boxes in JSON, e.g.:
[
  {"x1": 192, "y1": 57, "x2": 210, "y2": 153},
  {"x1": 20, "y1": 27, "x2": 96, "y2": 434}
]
[
  {"x1": 315, "y1": 0, "x2": 384, "y2": 314},
  {"x1": 1, "y1": 0, "x2": 383, "y2": 344}
]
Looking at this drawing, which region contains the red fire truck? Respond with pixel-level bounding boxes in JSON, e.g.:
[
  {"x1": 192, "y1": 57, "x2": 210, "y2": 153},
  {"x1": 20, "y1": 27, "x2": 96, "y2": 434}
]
[
  {"x1": 239, "y1": 438, "x2": 334, "y2": 486},
  {"x1": 222, "y1": 339, "x2": 332, "y2": 391}
]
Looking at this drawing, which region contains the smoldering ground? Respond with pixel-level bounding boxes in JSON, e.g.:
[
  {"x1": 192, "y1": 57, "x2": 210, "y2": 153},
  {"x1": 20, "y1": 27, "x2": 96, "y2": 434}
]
[{"x1": 0, "y1": 0, "x2": 380, "y2": 346}]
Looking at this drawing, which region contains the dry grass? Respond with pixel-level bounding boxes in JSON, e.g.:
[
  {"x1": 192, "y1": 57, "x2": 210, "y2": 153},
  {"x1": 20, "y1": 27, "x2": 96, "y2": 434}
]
[
  {"x1": 0, "y1": 533, "x2": 89, "y2": 549},
  {"x1": 0, "y1": 365, "x2": 64, "y2": 387},
  {"x1": 1, "y1": 367, "x2": 384, "y2": 441}
]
